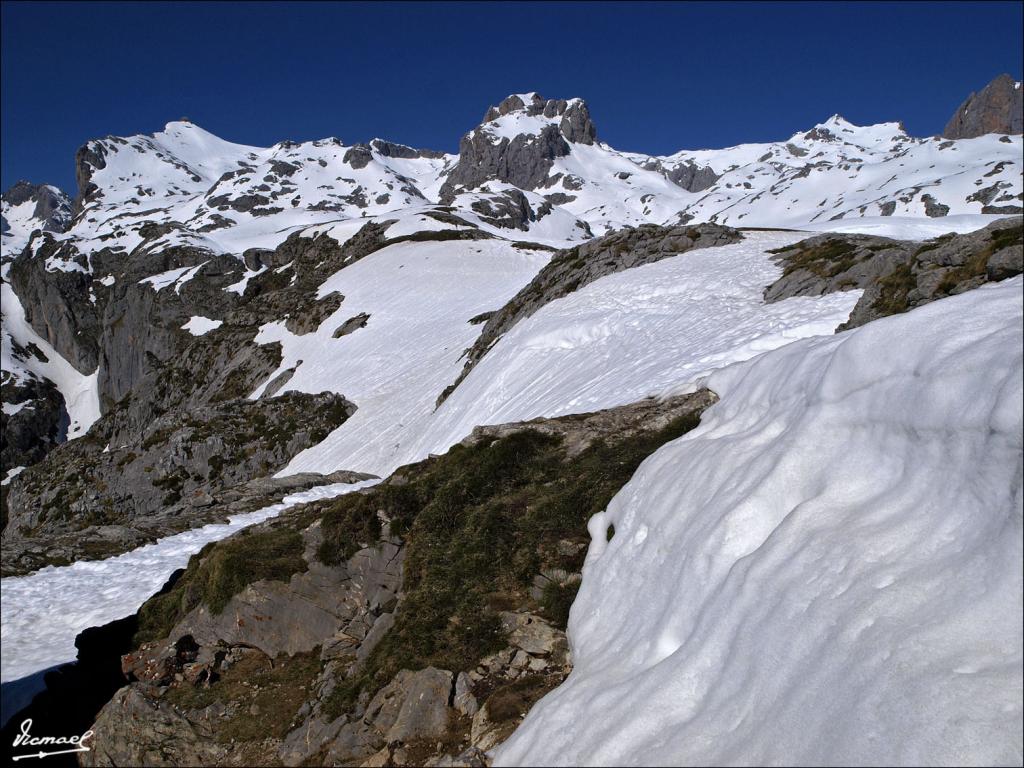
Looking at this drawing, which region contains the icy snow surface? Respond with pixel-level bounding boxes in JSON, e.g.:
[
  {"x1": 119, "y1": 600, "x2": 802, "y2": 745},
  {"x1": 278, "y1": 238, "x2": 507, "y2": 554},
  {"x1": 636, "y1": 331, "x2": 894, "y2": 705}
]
[
  {"x1": 276, "y1": 231, "x2": 861, "y2": 478},
  {"x1": 496, "y1": 277, "x2": 1024, "y2": 767},
  {"x1": 0, "y1": 480, "x2": 377, "y2": 683}
]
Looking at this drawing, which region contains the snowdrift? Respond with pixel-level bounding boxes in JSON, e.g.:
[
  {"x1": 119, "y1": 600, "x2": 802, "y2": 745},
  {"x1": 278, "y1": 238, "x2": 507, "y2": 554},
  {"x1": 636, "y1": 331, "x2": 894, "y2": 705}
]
[{"x1": 497, "y1": 277, "x2": 1024, "y2": 766}]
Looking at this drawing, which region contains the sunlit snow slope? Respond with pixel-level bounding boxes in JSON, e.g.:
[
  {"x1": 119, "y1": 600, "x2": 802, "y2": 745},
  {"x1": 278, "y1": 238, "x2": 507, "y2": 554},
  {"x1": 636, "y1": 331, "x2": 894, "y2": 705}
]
[
  {"x1": 273, "y1": 231, "x2": 860, "y2": 477},
  {"x1": 497, "y1": 277, "x2": 1024, "y2": 767}
]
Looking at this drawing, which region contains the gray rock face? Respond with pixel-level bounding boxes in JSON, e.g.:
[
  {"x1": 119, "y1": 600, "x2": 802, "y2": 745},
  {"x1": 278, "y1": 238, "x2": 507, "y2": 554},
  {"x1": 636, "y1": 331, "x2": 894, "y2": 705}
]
[
  {"x1": 763, "y1": 217, "x2": 1023, "y2": 329},
  {"x1": 380, "y1": 667, "x2": 452, "y2": 743},
  {"x1": 440, "y1": 94, "x2": 597, "y2": 201},
  {"x1": 81, "y1": 685, "x2": 227, "y2": 767},
  {"x1": 172, "y1": 521, "x2": 403, "y2": 661},
  {"x1": 0, "y1": 377, "x2": 66, "y2": 474},
  {"x1": 73, "y1": 140, "x2": 108, "y2": 215},
  {"x1": 332, "y1": 311, "x2": 370, "y2": 338},
  {"x1": 438, "y1": 223, "x2": 742, "y2": 405},
  {"x1": 468, "y1": 188, "x2": 564, "y2": 232},
  {"x1": 8, "y1": 235, "x2": 102, "y2": 374},
  {"x1": 462, "y1": 388, "x2": 719, "y2": 459},
  {"x1": 370, "y1": 138, "x2": 447, "y2": 160},
  {"x1": 1, "y1": 391, "x2": 357, "y2": 573},
  {"x1": 96, "y1": 247, "x2": 244, "y2": 409},
  {"x1": 640, "y1": 158, "x2": 720, "y2": 192},
  {"x1": 943, "y1": 74, "x2": 1024, "y2": 139},
  {"x1": 77, "y1": 390, "x2": 717, "y2": 765},
  {"x1": 9, "y1": 227, "x2": 250, "y2": 410}
]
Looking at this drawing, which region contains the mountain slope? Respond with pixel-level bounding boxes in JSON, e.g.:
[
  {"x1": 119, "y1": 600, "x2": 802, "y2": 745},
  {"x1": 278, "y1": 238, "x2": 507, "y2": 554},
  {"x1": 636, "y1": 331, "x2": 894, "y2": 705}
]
[
  {"x1": 497, "y1": 276, "x2": 1023, "y2": 767},
  {"x1": 1, "y1": 84, "x2": 1022, "y2": 767}
]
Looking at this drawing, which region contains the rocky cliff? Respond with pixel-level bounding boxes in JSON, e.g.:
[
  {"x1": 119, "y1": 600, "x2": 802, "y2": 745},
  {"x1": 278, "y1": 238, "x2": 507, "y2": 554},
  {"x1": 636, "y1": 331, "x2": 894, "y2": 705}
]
[{"x1": 943, "y1": 73, "x2": 1023, "y2": 139}]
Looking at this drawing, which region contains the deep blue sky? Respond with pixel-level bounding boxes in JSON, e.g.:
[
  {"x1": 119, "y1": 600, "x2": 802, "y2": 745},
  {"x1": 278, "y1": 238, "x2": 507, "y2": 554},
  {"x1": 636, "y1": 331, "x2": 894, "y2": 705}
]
[{"x1": 2, "y1": 1, "x2": 1021, "y2": 194}]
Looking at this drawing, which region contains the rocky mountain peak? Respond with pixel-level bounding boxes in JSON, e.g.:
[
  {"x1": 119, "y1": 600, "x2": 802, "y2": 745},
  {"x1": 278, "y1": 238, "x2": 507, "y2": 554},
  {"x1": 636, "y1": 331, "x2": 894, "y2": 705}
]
[
  {"x1": 480, "y1": 92, "x2": 597, "y2": 145},
  {"x1": 439, "y1": 92, "x2": 597, "y2": 201},
  {"x1": 943, "y1": 73, "x2": 1023, "y2": 139},
  {"x1": 1, "y1": 180, "x2": 72, "y2": 240}
]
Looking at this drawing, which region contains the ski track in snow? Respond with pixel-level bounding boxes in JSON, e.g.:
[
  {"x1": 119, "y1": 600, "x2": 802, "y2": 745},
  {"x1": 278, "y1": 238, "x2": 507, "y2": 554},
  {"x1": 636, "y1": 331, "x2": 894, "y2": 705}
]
[
  {"x1": 496, "y1": 277, "x2": 1024, "y2": 767},
  {"x1": 0, "y1": 480, "x2": 376, "y2": 683}
]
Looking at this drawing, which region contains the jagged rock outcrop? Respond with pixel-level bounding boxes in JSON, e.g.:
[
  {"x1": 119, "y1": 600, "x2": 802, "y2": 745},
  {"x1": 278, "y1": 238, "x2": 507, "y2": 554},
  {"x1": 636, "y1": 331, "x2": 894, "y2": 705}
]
[
  {"x1": 1, "y1": 391, "x2": 359, "y2": 574},
  {"x1": 763, "y1": 217, "x2": 1023, "y2": 329},
  {"x1": 8, "y1": 228, "x2": 249, "y2": 407},
  {"x1": 0, "y1": 181, "x2": 72, "y2": 235},
  {"x1": 7, "y1": 235, "x2": 103, "y2": 374},
  {"x1": 438, "y1": 223, "x2": 742, "y2": 405},
  {"x1": 943, "y1": 73, "x2": 1023, "y2": 139},
  {"x1": 639, "y1": 158, "x2": 720, "y2": 192},
  {"x1": 73, "y1": 140, "x2": 109, "y2": 215},
  {"x1": 96, "y1": 248, "x2": 245, "y2": 409},
  {"x1": 0, "y1": 377, "x2": 66, "y2": 474},
  {"x1": 440, "y1": 94, "x2": 597, "y2": 201},
  {"x1": 369, "y1": 138, "x2": 448, "y2": 160}
]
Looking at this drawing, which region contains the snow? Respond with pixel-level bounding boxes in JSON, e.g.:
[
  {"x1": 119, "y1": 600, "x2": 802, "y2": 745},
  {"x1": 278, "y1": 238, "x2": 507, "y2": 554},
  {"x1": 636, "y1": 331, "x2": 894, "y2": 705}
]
[
  {"x1": 2, "y1": 466, "x2": 26, "y2": 486},
  {"x1": 181, "y1": 316, "x2": 223, "y2": 336},
  {"x1": 3, "y1": 102, "x2": 1021, "y2": 727},
  {"x1": 496, "y1": 277, "x2": 1024, "y2": 767},
  {"x1": 139, "y1": 260, "x2": 208, "y2": 293},
  {"x1": 225, "y1": 265, "x2": 266, "y2": 295},
  {"x1": 277, "y1": 231, "x2": 860, "y2": 478},
  {"x1": 2, "y1": 401, "x2": 30, "y2": 416},
  {"x1": 797, "y1": 213, "x2": 1019, "y2": 239},
  {"x1": 0, "y1": 479, "x2": 378, "y2": 683},
  {"x1": 249, "y1": 238, "x2": 552, "y2": 475},
  {"x1": 23, "y1": 109, "x2": 1019, "y2": 273}
]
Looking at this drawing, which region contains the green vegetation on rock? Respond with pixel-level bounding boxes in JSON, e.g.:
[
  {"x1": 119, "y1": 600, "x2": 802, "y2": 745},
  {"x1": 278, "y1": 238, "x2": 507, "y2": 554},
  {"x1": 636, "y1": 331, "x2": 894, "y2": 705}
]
[
  {"x1": 322, "y1": 409, "x2": 704, "y2": 718},
  {"x1": 135, "y1": 525, "x2": 306, "y2": 643}
]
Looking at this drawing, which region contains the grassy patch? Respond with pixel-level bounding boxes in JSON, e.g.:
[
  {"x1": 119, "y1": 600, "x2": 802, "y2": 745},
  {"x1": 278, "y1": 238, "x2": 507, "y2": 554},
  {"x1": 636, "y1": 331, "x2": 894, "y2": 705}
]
[
  {"x1": 316, "y1": 492, "x2": 383, "y2": 565},
  {"x1": 539, "y1": 579, "x2": 580, "y2": 629},
  {"x1": 322, "y1": 409, "x2": 704, "y2": 720},
  {"x1": 912, "y1": 232, "x2": 956, "y2": 256},
  {"x1": 773, "y1": 238, "x2": 862, "y2": 279},
  {"x1": 871, "y1": 261, "x2": 917, "y2": 316},
  {"x1": 485, "y1": 675, "x2": 554, "y2": 723},
  {"x1": 135, "y1": 525, "x2": 306, "y2": 644}
]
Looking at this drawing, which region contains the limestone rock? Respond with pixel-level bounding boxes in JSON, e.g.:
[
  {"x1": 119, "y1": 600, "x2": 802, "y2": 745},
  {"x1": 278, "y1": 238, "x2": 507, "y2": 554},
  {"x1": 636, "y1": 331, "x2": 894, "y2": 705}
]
[
  {"x1": 763, "y1": 217, "x2": 1022, "y2": 330},
  {"x1": 943, "y1": 73, "x2": 1024, "y2": 139},
  {"x1": 385, "y1": 667, "x2": 452, "y2": 743},
  {"x1": 80, "y1": 686, "x2": 227, "y2": 767}
]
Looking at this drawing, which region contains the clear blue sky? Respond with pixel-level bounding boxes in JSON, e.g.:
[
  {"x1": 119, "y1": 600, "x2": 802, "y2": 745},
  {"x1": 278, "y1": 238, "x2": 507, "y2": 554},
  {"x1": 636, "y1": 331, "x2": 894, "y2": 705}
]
[{"x1": 2, "y1": 1, "x2": 1021, "y2": 195}]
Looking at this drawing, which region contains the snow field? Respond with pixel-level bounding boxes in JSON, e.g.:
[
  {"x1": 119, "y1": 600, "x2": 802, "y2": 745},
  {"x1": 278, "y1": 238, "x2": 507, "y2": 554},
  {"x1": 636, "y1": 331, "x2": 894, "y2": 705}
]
[{"x1": 497, "y1": 277, "x2": 1024, "y2": 766}]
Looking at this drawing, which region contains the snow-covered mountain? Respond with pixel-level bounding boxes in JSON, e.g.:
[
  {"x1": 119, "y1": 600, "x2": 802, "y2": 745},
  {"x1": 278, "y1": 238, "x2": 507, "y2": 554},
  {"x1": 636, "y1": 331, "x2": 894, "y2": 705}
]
[
  {"x1": 17, "y1": 89, "x2": 1023, "y2": 270},
  {"x1": 0, "y1": 82, "x2": 1021, "y2": 767}
]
